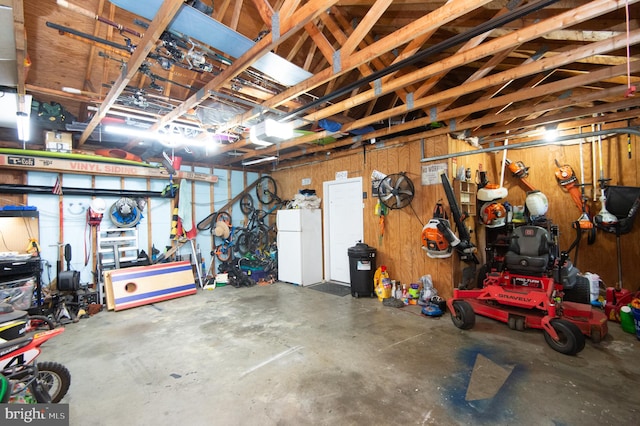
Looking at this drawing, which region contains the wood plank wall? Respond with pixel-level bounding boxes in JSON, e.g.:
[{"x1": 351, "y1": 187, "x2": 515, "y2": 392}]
[
  {"x1": 273, "y1": 125, "x2": 640, "y2": 299},
  {"x1": 273, "y1": 135, "x2": 460, "y2": 299}
]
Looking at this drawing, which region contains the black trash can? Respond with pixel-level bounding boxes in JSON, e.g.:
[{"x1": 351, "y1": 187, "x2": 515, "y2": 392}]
[{"x1": 347, "y1": 242, "x2": 377, "y2": 298}]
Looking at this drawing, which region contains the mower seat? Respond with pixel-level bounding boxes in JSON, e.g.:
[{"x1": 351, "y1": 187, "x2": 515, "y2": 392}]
[{"x1": 504, "y1": 226, "x2": 550, "y2": 276}]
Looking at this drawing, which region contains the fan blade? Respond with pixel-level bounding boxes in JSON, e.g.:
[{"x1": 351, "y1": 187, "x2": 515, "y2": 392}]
[
  {"x1": 398, "y1": 190, "x2": 413, "y2": 196},
  {"x1": 381, "y1": 193, "x2": 394, "y2": 202},
  {"x1": 380, "y1": 179, "x2": 393, "y2": 192},
  {"x1": 394, "y1": 175, "x2": 405, "y2": 190},
  {"x1": 396, "y1": 195, "x2": 404, "y2": 207}
]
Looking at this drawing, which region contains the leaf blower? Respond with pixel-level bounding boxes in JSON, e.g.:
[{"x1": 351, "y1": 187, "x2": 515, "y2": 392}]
[{"x1": 422, "y1": 201, "x2": 460, "y2": 258}]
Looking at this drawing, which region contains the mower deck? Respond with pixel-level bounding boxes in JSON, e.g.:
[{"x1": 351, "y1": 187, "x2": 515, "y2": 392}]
[{"x1": 451, "y1": 289, "x2": 608, "y2": 343}]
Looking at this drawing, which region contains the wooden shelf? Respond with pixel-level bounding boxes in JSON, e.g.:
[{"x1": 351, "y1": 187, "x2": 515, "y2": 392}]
[
  {"x1": 454, "y1": 180, "x2": 477, "y2": 216},
  {"x1": 98, "y1": 228, "x2": 139, "y2": 267}
]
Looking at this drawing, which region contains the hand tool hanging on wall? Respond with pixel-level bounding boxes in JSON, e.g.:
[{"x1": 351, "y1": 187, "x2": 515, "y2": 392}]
[
  {"x1": 594, "y1": 123, "x2": 618, "y2": 226},
  {"x1": 627, "y1": 120, "x2": 632, "y2": 159},
  {"x1": 440, "y1": 173, "x2": 479, "y2": 265},
  {"x1": 576, "y1": 131, "x2": 596, "y2": 243},
  {"x1": 553, "y1": 158, "x2": 596, "y2": 246},
  {"x1": 504, "y1": 158, "x2": 536, "y2": 192}
]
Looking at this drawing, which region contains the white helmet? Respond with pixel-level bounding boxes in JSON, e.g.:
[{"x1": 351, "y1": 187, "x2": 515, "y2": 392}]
[
  {"x1": 526, "y1": 190, "x2": 548, "y2": 217},
  {"x1": 89, "y1": 198, "x2": 106, "y2": 214}
]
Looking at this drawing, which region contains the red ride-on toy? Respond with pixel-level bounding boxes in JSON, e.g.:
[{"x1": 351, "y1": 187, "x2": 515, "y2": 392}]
[{"x1": 447, "y1": 224, "x2": 608, "y2": 355}]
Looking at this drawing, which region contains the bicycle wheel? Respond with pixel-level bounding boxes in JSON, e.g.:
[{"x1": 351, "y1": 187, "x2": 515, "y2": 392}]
[
  {"x1": 197, "y1": 212, "x2": 216, "y2": 231},
  {"x1": 215, "y1": 243, "x2": 232, "y2": 262},
  {"x1": 255, "y1": 176, "x2": 277, "y2": 204},
  {"x1": 240, "y1": 193, "x2": 254, "y2": 215},
  {"x1": 235, "y1": 230, "x2": 250, "y2": 256},
  {"x1": 216, "y1": 211, "x2": 232, "y2": 225},
  {"x1": 255, "y1": 224, "x2": 271, "y2": 251}
]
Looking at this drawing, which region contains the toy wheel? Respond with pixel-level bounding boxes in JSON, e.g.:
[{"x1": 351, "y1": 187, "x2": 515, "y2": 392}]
[
  {"x1": 543, "y1": 318, "x2": 585, "y2": 355},
  {"x1": 450, "y1": 300, "x2": 475, "y2": 330},
  {"x1": 28, "y1": 315, "x2": 55, "y2": 332},
  {"x1": 515, "y1": 317, "x2": 525, "y2": 331},
  {"x1": 36, "y1": 361, "x2": 71, "y2": 403}
]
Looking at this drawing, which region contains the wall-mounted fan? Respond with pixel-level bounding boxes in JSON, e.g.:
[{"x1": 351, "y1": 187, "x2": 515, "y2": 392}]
[{"x1": 378, "y1": 173, "x2": 415, "y2": 209}]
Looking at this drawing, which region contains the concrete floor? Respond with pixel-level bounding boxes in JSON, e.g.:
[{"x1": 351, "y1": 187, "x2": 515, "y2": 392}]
[{"x1": 43, "y1": 282, "x2": 639, "y2": 426}]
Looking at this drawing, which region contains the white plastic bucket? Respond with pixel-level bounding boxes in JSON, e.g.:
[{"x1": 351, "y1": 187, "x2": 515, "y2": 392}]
[{"x1": 583, "y1": 272, "x2": 601, "y2": 303}]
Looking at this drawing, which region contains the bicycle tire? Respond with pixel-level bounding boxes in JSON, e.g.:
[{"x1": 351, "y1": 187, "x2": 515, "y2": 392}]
[
  {"x1": 235, "y1": 230, "x2": 250, "y2": 256},
  {"x1": 216, "y1": 211, "x2": 232, "y2": 225},
  {"x1": 240, "y1": 193, "x2": 254, "y2": 215},
  {"x1": 255, "y1": 224, "x2": 270, "y2": 251},
  {"x1": 197, "y1": 212, "x2": 216, "y2": 231},
  {"x1": 215, "y1": 244, "x2": 232, "y2": 262},
  {"x1": 255, "y1": 176, "x2": 278, "y2": 204}
]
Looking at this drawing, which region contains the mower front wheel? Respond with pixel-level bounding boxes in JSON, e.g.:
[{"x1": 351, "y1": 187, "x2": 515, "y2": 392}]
[
  {"x1": 450, "y1": 300, "x2": 475, "y2": 330},
  {"x1": 543, "y1": 319, "x2": 586, "y2": 355}
]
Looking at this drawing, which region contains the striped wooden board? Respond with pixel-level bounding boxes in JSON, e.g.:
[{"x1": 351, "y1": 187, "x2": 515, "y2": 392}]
[{"x1": 104, "y1": 261, "x2": 197, "y2": 311}]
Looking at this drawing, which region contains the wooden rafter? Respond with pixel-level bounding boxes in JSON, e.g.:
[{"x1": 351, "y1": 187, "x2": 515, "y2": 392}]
[{"x1": 78, "y1": 0, "x2": 184, "y2": 145}]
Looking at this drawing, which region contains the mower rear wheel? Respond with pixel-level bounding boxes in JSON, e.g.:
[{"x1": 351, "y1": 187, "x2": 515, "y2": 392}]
[
  {"x1": 562, "y1": 277, "x2": 591, "y2": 304},
  {"x1": 451, "y1": 300, "x2": 475, "y2": 330},
  {"x1": 543, "y1": 319, "x2": 585, "y2": 355}
]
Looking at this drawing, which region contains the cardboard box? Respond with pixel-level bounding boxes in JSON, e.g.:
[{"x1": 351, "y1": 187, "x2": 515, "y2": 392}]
[{"x1": 45, "y1": 131, "x2": 72, "y2": 152}]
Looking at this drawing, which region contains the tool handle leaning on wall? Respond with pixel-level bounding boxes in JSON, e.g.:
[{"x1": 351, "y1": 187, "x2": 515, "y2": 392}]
[{"x1": 440, "y1": 173, "x2": 479, "y2": 264}]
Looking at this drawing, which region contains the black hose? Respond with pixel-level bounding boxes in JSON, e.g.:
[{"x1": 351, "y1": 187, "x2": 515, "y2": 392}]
[{"x1": 0, "y1": 184, "x2": 162, "y2": 198}]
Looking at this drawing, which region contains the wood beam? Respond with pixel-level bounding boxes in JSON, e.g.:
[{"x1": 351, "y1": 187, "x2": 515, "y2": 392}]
[
  {"x1": 153, "y1": 0, "x2": 341, "y2": 130},
  {"x1": 222, "y1": 51, "x2": 640, "y2": 166},
  {"x1": 78, "y1": 0, "x2": 184, "y2": 146},
  {"x1": 301, "y1": 0, "x2": 639, "y2": 124},
  {"x1": 11, "y1": 0, "x2": 27, "y2": 101},
  {"x1": 223, "y1": 0, "x2": 492, "y2": 131},
  {"x1": 250, "y1": 0, "x2": 274, "y2": 26},
  {"x1": 339, "y1": 0, "x2": 392, "y2": 57}
]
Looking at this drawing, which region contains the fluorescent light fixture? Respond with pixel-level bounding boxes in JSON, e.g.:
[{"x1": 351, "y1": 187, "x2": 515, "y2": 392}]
[
  {"x1": 544, "y1": 127, "x2": 558, "y2": 141},
  {"x1": 16, "y1": 111, "x2": 30, "y2": 142},
  {"x1": 249, "y1": 119, "x2": 293, "y2": 146},
  {"x1": 62, "y1": 87, "x2": 82, "y2": 94},
  {"x1": 105, "y1": 124, "x2": 223, "y2": 148},
  {"x1": 242, "y1": 156, "x2": 278, "y2": 166},
  {"x1": 104, "y1": 125, "x2": 154, "y2": 139}
]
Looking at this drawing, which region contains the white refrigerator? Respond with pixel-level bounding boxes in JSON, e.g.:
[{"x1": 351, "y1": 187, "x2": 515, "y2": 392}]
[{"x1": 277, "y1": 209, "x2": 323, "y2": 286}]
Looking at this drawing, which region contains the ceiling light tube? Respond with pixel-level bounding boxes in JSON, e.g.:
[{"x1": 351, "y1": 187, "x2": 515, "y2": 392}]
[
  {"x1": 104, "y1": 125, "x2": 155, "y2": 139},
  {"x1": 242, "y1": 156, "x2": 278, "y2": 166},
  {"x1": 16, "y1": 111, "x2": 30, "y2": 142}
]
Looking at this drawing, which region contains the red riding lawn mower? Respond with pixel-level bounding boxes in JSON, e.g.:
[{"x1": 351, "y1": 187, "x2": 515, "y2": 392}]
[{"x1": 446, "y1": 223, "x2": 608, "y2": 356}]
